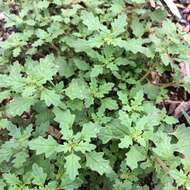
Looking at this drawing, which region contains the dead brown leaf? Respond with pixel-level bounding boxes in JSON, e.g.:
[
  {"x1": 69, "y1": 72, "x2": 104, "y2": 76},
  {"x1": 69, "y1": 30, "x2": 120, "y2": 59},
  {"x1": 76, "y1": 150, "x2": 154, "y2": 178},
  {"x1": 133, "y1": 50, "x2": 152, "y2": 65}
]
[
  {"x1": 174, "y1": 101, "x2": 190, "y2": 118},
  {"x1": 47, "y1": 125, "x2": 62, "y2": 142},
  {"x1": 149, "y1": 0, "x2": 156, "y2": 8}
]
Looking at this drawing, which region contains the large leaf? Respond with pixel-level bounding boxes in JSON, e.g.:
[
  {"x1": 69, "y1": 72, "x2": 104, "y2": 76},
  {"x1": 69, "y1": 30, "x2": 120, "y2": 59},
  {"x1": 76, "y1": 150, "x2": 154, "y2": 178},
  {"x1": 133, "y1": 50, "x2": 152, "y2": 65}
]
[
  {"x1": 112, "y1": 14, "x2": 127, "y2": 36},
  {"x1": 81, "y1": 11, "x2": 102, "y2": 31},
  {"x1": 80, "y1": 122, "x2": 100, "y2": 141},
  {"x1": 86, "y1": 151, "x2": 111, "y2": 175},
  {"x1": 40, "y1": 89, "x2": 61, "y2": 106},
  {"x1": 26, "y1": 54, "x2": 58, "y2": 84},
  {"x1": 130, "y1": 17, "x2": 144, "y2": 37},
  {"x1": 65, "y1": 153, "x2": 81, "y2": 180},
  {"x1": 126, "y1": 145, "x2": 146, "y2": 170},
  {"x1": 65, "y1": 79, "x2": 90, "y2": 100},
  {"x1": 6, "y1": 97, "x2": 35, "y2": 116},
  {"x1": 31, "y1": 163, "x2": 47, "y2": 186},
  {"x1": 53, "y1": 108, "x2": 75, "y2": 127},
  {"x1": 99, "y1": 119, "x2": 127, "y2": 143},
  {"x1": 61, "y1": 175, "x2": 82, "y2": 190},
  {"x1": 29, "y1": 136, "x2": 62, "y2": 158}
]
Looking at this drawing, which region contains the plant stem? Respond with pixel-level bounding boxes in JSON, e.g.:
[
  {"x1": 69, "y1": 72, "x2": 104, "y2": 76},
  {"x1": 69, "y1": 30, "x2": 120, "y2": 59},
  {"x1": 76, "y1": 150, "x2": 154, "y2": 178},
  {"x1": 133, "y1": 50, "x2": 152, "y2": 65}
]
[{"x1": 154, "y1": 154, "x2": 170, "y2": 174}]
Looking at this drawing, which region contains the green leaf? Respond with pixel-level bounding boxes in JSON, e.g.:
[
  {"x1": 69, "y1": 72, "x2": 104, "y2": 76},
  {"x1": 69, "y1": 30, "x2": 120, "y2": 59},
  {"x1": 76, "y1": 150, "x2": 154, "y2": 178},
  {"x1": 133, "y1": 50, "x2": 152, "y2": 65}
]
[
  {"x1": 163, "y1": 115, "x2": 178, "y2": 125},
  {"x1": 37, "y1": 0, "x2": 50, "y2": 9},
  {"x1": 119, "y1": 110, "x2": 132, "y2": 127},
  {"x1": 65, "y1": 38, "x2": 91, "y2": 53},
  {"x1": 130, "y1": 0, "x2": 145, "y2": 3},
  {"x1": 54, "y1": 108, "x2": 75, "y2": 128},
  {"x1": 86, "y1": 151, "x2": 111, "y2": 175},
  {"x1": 6, "y1": 97, "x2": 35, "y2": 116},
  {"x1": 40, "y1": 89, "x2": 61, "y2": 106},
  {"x1": 110, "y1": 0, "x2": 125, "y2": 15},
  {"x1": 0, "y1": 119, "x2": 11, "y2": 129},
  {"x1": 97, "y1": 82, "x2": 114, "y2": 98},
  {"x1": 80, "y1": 122, "x2": 100, "y2": 141},
  {"x1": 172, "y1": 126, "x2": 190, "y2": 156},
  {"x1": 65, "y1": 79, "x2": 90, "y2": 100},
  {"x1": 126, "y1": 145, "x2": 146, "y2": 170},
  {"x1": 3, "y1": 173, "x2": 20, "y2": 186},
  {"x1": 90, "y1": 65, "x2": 103, "y2": 78},
  {"x1": 65, "y1": 153, "x2": 81, "y2": 180},
  {"x1": 143, "y1": 83, "x2": 160, "y2": 100},
  {"x1": 29, "y1": 136, "x2": 62, "y2": 158},
  {"x1": 0, "y1": 64, "x2": 24, "y2": 91},
  {"x1": 112, "y1": 14, "x2": 127, "y2": 36},
  {"x1": 153, "y1": 133, "x2": 176, "y2": 159},
  {"x1": 100, "y1": 98, "x2": 118, "y2": 111},
  {"x1": 170, "y1": 170, "x2": 186, "y2": 187},
  {"x1": 131, "y1": 17, "x2": 144, "y2": 37},
  {"x1": 99, "y1": 119, "x2": 127, "y2": 143},
  {"x1": 0, "y1": 142, "x2": 13, "y2": 163},
  {"x1": 0, "y1": 179, "x2": 6, "y2": 190},
  {"x1": 61, "y1": 176, "x2": 82, "y2": 190},
  {"x1": 31, "y1": 163, "x2": 47, "y2": 186},
  {"x1": 124, "y1": 39, "x2": 145, "y2": 54},
  {"x1": 73, "y1": 58, "x2": 90, "y2": 71},
  {"x1": 161, "y1": 53, "x2": 171, "y2": 66},
  {"x1": 12, "y1": 151, "x2": 28, "y2": 168},
  {"x1": 117, "y1": 91, "x2": 128, "y2": 105},
  {"x1": 81, "y1": 11, "x2": 102, "y2": 31},
  {"x1": 26, "y1": 54, "x2": 58, "y2": 84},
  {"x1": 75, "y1": 142, "x2": 96, "y2": 153},
  {"x1": 119, "y1": 136, "x2": 133, "y2": 149},
  {"x1": 57, "y1": 57, "x2": 75, "y2": 78},
  {"x1": 13, "y1": 47, "x2": 21, "y2": 57}
]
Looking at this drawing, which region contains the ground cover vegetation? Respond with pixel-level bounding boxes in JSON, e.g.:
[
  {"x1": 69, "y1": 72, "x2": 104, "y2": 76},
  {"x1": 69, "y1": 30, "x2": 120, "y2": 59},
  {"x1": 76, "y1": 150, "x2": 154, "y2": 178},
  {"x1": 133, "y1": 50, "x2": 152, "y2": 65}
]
[{"x1": 0, "y1": 0, "x2": 190, "y2": 189}]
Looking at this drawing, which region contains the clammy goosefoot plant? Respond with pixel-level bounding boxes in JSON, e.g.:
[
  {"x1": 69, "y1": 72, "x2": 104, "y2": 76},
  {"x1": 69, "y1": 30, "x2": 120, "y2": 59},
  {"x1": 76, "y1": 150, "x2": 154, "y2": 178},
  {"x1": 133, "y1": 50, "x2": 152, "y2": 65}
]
[{"x1": 1, "y1": 0, "x2": 190, "y2": 189}]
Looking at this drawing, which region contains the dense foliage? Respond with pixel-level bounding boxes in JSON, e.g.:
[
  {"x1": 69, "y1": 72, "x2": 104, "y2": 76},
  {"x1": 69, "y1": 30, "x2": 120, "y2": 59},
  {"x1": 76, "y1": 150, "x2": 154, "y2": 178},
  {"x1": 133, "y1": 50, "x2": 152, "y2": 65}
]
[{"x1": 1, "y1": 0, "x2": 190, "y2": 189}]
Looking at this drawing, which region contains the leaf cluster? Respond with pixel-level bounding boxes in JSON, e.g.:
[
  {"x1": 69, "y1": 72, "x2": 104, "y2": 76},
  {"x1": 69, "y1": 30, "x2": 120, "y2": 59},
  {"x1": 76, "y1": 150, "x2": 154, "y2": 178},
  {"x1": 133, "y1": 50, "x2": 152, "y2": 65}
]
[{"x1": 0, "y1": 0, "x2": 190, "y2": 189}]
